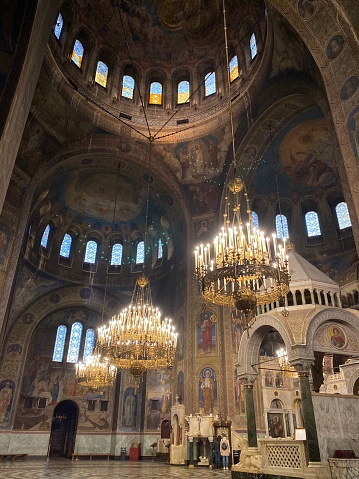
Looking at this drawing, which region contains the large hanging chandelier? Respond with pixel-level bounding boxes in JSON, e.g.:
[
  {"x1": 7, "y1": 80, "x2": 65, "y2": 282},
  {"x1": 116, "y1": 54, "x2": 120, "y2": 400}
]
[
  {"x1": 96, "y1": 274, "x2": 177, "y2": 386},
  {"x1": 76, "y1": 350, "x2": 117, "y2": 389},
  {"x1": 194, "y1": 177, "x2": 290, "y2": 330}
]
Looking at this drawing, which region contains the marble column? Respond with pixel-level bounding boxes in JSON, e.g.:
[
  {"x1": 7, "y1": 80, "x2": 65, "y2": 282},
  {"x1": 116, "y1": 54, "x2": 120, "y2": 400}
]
[
  {"x1": 242, "y1": 377, "x2": 258, "y2": 448},
  {"x1": 292, "y1": 360, "x2": 321, "y2": 463},
  {"x1": 188, "y1": 437, "x2": 194, "y2": 467}
]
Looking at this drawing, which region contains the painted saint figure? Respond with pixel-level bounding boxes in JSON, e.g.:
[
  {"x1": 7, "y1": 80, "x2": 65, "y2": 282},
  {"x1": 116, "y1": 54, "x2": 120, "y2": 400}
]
[
  {"x1": 201, "y1": 369, "x2": 215, "y2": 413},
  {"x1": 123, "y1": 388, "x2": 136, "y2": 427},
  {"x1": 199, "y1": 312, "x2": 213, "y2": 354}
]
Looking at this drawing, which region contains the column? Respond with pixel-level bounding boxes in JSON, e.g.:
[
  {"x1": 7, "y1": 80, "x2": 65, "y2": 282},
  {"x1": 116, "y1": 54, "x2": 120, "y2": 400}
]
[
  {"x1": 188, "y1": 437, "x2": 194, "y2": 467},
  {"x1": 242, "y1": 377, "x2": 258, "y2": 448},
  {"x1": 291, "y1": 360, "x2": 321, "y2": 463}
]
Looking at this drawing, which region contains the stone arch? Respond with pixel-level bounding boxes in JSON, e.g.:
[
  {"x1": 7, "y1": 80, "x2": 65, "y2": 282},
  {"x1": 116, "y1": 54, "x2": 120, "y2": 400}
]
[{"x1": 237, "y1": 312, "x2": 294, "y2": 376}]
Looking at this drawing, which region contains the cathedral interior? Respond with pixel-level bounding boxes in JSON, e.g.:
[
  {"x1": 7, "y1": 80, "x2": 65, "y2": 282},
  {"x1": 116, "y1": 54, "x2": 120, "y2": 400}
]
[{"x1": 1, "y1": 1, "x2": 359, "y2": 478}]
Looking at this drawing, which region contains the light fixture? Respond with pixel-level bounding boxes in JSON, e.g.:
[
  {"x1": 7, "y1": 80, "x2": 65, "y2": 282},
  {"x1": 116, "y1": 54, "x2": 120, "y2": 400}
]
[
  {"x1": 276, "y1": 348, "x2": 288, "y2": 370},
  {"x1": 96, "y1": 274, "x2": 177, "y2": 387},
  {"x1": 76, "y1": 350, "x2": 117, "y2": 389},
  {"x1": 194, "y1": 1, "x2": 290, "y2": 331}
]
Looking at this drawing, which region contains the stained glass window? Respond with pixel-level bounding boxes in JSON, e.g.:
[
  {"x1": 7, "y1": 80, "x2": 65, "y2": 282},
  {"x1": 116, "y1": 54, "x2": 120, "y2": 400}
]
[
  {"x1": 336, "y1": 202, "x2": 352, "y2": 229},
  {"x1": 71, "y1": 39, "x2": 84, "y2": 68},
  {"x1": 95, "y1": 61, "x2": 108, "y2": 88},
  {"x1": 251, "y1": 211, "x2": 259, "y2": 228},
  {"x1": 83, "y1": 328, "x2": 95, "y2": 361},
  {"x1": 229, "y1": 56, "x2": 239, "y2": 82},
  {"x1": 60, "y1": 233, "x2": 72, "y2": 258},
  {"x1": 111, "y1": 243, "x2": 123, "y2": 266},
  {"x1": 305, "y1": 211, "x2": 321, "y2": 237},
  {"x1": 52, "y1": 325, "x2": 67, "y2": 362},
  {"x1": 136, "y1": 240, "x2": 145, "y2": 264},
  {"x1": 158, "y1": 238, "x2": 163, "y2": 260},
  {"x1": 67, "y1": 322, "x2": 83, "y2": 363},
  {"x1": 204, "y1": 71, "x2": 216, "y2": 97},
  {"x1": 250, "y1": 33, "x2": 257, "y2": 59},
  {"x1": 122, "y1": 75, "x2": 135, "y2": 99},
  {"x1": 84, "y1": 240, "x2": 98, "y2": 264},
  {"x1": 41, "y1": 224, "x2": 50, "y2": 248},
  {"x1": 276, "y1": 214, "x2": 289, "y2": 239},
  {"x1": 149, "y1": 82, "x2": 162, "y2": 105},
  {"x1": 54, "y1": 13, "x2": 63, "y2": 39},
  {"x1": 177, "y1": 80, "x2": 190, "y2": 104}
]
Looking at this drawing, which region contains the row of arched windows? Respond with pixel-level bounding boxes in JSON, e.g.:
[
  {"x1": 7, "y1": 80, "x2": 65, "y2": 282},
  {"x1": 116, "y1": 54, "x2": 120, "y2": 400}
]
[
  {"x1": 52, "y1": 322, "x2": 95, "y2": 363},
  {"x1": 54, "y1": 13, "x2": 257, "y2": 105},
  {"x1": 251, "y1": 202, "x2": 351, "y2": 240},
  {"x1": 40, "y1": 224, "x2": 164, "y2": 266}
]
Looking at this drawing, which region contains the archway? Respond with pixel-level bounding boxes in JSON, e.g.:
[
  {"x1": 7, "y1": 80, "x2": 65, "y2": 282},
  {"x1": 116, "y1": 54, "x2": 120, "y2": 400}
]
[{"x1": 49, "y1": 400, "x2": 78, "y2": 458}]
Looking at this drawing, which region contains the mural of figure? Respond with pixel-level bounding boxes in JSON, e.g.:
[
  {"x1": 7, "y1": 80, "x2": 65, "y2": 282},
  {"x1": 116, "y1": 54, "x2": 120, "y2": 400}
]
[
  {"x1": 0, "y1": 381, "x2": 13, "y2": 423},
  {"x1": 329, "y1": 326, "x2": 346, "y2": 349},
  {"x1": 208, "y1": 141, "x2": 219, "y2": 169},
  {"x1": 198, "y1": 311, "x2": 214, "y2": 354},
  {"x1": 177, "y1": 316, "x2": 184, "y2": 360},
  {"x1": 161, "y1": 388, "x2": 170, "y2": 414},
  {"x1": 235, "y1": 377, "x2": 245, "y2": 414},
  {"x1": 269, "y1": 414, "x2": 284, "y2": 438},
  {"x1": 193, "y1": 143, "x2": 205, "y2": 176},
  {"x1": 0, "y1": 223, "x2": 10, "y2": 265},
  {"x1": 340, "y1": 76, "x2": 359, "y2": 101},
  {"x1": 200, "y1": 368, "x2": 216, "y2": 413},
  {"x1": 297, "y1": 0, "x2": 316, "y2": 18},
  {"x1": 123, "y1": 388, "x2": 136, "y2": 427},
  {"x1": 177, "y1": 371, "x2": 184, "y2": 404},
  {"x1": 178, "y1": 148, "x2": 190, "y2": 179},
  {"x1": 265, "y1": 371, "x2": 273, "y2": 387},
  {"x1": 326, "y1": 35, "x2": 344, "y2": 60},
  {"x1": 232, "y1": 310, "x2": 244, "y2": 352}
]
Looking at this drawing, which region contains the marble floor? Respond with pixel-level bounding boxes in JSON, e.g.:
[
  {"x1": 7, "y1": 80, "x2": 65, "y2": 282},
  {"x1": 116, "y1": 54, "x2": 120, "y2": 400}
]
[{"x1": 0, "y1": 459, "x2": 232, "y2": 479}]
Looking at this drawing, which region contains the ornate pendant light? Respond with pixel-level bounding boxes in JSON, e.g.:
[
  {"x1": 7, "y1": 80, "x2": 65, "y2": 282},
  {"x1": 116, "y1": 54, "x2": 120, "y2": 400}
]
[{"x1": 76, "y1": 350, "x2": 117, "y2": 389}]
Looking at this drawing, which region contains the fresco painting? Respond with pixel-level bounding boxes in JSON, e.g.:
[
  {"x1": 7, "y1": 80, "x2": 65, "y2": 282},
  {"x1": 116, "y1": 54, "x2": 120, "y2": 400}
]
[
  {"x1": 198, "y1": 311, "x2": 216, "y2": 355},
  {"x1": 199, "y1": 367, "x2": 217, "y2": 414},
  {"x1": 0, "y1": 380, "x2": 15, "y2": 425},
  {"x1": 145, "y1": 369, "x2": 171, "y2": 431}
]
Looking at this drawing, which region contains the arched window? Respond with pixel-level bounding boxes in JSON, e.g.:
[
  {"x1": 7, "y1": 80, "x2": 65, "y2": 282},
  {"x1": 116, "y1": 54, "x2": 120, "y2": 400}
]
[
  {"x1": 71, "y1": 39, "x2": 84, "y2": 68},
  {"x1": 270, "y1": 399, "x2": 283, "y2": 409},
  {"x1": 41, "y1": 224, "x2": 50, "y2": 248},
  {"x1": 122, "y1": 74, "x2": 135, "y2": 99},
  {"x1": 158, "y1": 238, "x2": 163, "y2": 260},
  {"x1": 204, "y1": 71, "x2": 216, "y2": 97},
  {"x1": 84, "y1": 240, "x2": 98, "y2": 264},
  {"x1": 60, "y1": 233, "x2": 72, "y2": 258},
  {"x1": 111, "y1": 243, "x2": 123, "y2": 266},
  {"x1": 54, "y1": 13, "x2": 63, "y2": 39},
  {"x1": 52, "y1": 325, "x2": 67, "y2": 362},
  {"x1": 136, "y1": 240, "x2": 145, "y2": 264},
  {"x1": 250, "y1": 33, "x2": 257, "y2": 59},
  {"x1": 95, "y1": 61, "x2": 108, "y2": 88},
  {"x1": 83, "y1": 328, "x2": 95, "y2": 361},
  {"x1": 177, "y1": 80, "x2": 190, "y2": 104},
  {"x1": 336, "y1": 202, "x2": 352, "y2": 229},
  {"x1": 149, "y1": 81, "x2": 163, "y2": 105},
  {"x1": 67, "y1": 322, "x2": 83, "y2": 363},
  {"x1": 276, "y1": 214, "x2": 289, "y2": 239},
  {"x1": 305, "y1": 211, "x2": 321, "y2": 237},
  {"x1": 251, "y1": 211, "x2": 259, "y2": 228},
  {"x1": 229, "y1": 55, "x2": 239, "y2": 82}
]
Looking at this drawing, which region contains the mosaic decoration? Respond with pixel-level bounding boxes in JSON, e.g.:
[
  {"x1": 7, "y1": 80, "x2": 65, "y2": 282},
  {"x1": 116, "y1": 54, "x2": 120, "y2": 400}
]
[
  {"x1": 229, "y1": 55, "x2": 239, "y2": 82},
  {"x1": 204, "y1": 72, "x2": 216, "y2": 97},
  {"x1": 95, "y1": 61, "x2": 108, "y2": 88},
  {"x1": 347, "y1": 106, "x2": 359, "y2": 164},
  {"x1": 22, "y1": 313, "x2": 34, "y2": 324},
  {"x1": 149, "y1": 81, "x2": 162, "y2": 105},
  {"x1": 41, "y1": 224, "x2": 50, "y2": 248},
  {"x1": 199, "y1": 367, "x2": 217, "y2": 414},
  {"x1": 328, "y1": 324, "x2": 346, "y2": 349},
  {"x1": 122, "y1": 387, "x2": 137, "y2": 428},
  {"x1": 276, "y1": 214, "x2": 289, "y2": 239},
  {"x1": 326, "y1": 34, "x2": 344, "y2": 60},
  {"x1": 84, "y1": 240, "x2": 97, "y2": 264},
  {"x1": 297, "y1": 0, "x2": 317, "y2": 19},
  {"x1": 110, "y1": 243, "x2": 123, "y2": 266},
  {"x1": 67, "y1": 322, "x2": 83, "y2": 363},
  {"x1": 52, "y1": 325, "x2": 67, "y2": 362},
  {"x1": 250, "y1": 33, "x2": 257, "y2": 59},
  {"x1": 305, "y1": 211, "x2": 321, "y2": 237},
  {"x1": 60, "y1": 233, "x2": 72, "y2": 258},
  {"x1": 54, "y1": 13, "x2": 63, "y2": 39},
  {"x1": 177, "y1": 80, "x2": 190, "y2": 104},
  {"x1": 135, "y1": 240, "x2": 144, "y2": 264},
  {"x1": 71, "y1": 39, "x2": 84, "y2": 68},
  {"x1": 340, "y1": 76, "x2": 359, "y2": 101},
  {"x1": 197, "y1": 311, "x2": 216, "y2": 355},
  {"x1": 83, "y1": 328, "x2": 95, "y2": 361},
  {"x1": 122, "y1": 75, "x2": 135, "y2": 99},
  {"x1": 7, "y1": 344, "x2": 22, "y2": 357},
  {"x1": 336, "y1": 202, "x2": 352, "y2": 230},
  {"x1": 0, "y1": 380, "x2": 15, "y2": 425}
]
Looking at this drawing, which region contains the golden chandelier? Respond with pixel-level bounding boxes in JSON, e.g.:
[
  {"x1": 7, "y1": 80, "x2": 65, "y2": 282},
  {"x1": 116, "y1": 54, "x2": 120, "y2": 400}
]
[
  {"x1": 194, "y1": 177, "x2": 290, "y2": 329},
  {"x1": 76, "y1": 350, "x2": 117, "y2": 389},
  {"x1": 96, "y1": 275, "x2": 177, "y2": 383}
]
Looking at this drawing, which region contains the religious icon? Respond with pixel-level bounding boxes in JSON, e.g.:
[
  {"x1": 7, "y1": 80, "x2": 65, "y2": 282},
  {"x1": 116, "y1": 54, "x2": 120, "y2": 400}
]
[
  {"x1": 326, "y1": 35, "x2": 344, "y2": 60},
  {"x1": 328, "y1": 325, "x2": 346, "y2": 349}
]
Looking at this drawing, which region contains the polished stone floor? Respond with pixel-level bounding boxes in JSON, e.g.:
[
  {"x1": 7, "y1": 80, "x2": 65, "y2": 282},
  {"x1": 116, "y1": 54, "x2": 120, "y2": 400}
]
[{"x1": 0, "y1": 459, "x2": 232, "y2": 478}]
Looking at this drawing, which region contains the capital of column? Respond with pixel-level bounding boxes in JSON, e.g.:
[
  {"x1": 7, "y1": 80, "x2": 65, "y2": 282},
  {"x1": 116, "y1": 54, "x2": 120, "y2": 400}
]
[
  {"x1": 237, "y1": 373, "x2": 258, "y2": 387},
  {"x1": 290, "y1": 358, "x2": 314, "y2": 376}
]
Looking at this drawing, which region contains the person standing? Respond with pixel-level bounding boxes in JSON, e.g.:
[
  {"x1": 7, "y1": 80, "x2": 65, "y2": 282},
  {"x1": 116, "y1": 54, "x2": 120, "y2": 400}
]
[
  {"x1": 214, "y1": 435, "x2": 222, "y2": 469},
  {"x1": 220, "y1": 434, "x2": 230, "y2": 470}
]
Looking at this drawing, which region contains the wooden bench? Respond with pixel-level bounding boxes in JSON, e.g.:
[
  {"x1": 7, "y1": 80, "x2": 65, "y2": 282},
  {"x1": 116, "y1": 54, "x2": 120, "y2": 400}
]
[
  {"x1": 0, "y1": 454, "x2": 28, "y2": 461},
  {"x1": 71, "y1": 453, "x2": 110, "y2": 461}
]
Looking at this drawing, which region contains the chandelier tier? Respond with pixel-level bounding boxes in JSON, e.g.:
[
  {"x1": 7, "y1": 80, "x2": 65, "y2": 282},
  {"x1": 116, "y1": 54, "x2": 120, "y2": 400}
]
[
  {"x1": 194, "y1": 177, "x2": 290, "y2": 328},
  {"x1": 96, "y1": 275, "x2": 177, "y2": 380},
  {"x1": 76, "y1": 350, "x2": 117, "y2": 389}
]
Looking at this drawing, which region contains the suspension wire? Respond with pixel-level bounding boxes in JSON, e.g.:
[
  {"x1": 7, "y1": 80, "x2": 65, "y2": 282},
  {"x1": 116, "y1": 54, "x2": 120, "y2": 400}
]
[{"x1": 101, "y1": 162, "x2": 121, "y2": 323}]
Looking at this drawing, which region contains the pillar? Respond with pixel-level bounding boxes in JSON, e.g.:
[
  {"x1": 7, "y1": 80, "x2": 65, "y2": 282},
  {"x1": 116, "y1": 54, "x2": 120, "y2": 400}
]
[
  {"x1": 292, "y1": 360, "x2": 321, "y2": 463},
  {"x1": 242, "y1": 376, "x2": 258, "y2": 448}
]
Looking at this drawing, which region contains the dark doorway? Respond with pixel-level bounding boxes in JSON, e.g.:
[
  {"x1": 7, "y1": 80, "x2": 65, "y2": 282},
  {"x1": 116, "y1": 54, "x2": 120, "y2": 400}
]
[
  {"x1": 49, "y1": 400, "x2": 78, "y2": 458},
  {"x1": 161, "y1": 419, "x2": 170, "y2": 439}
]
